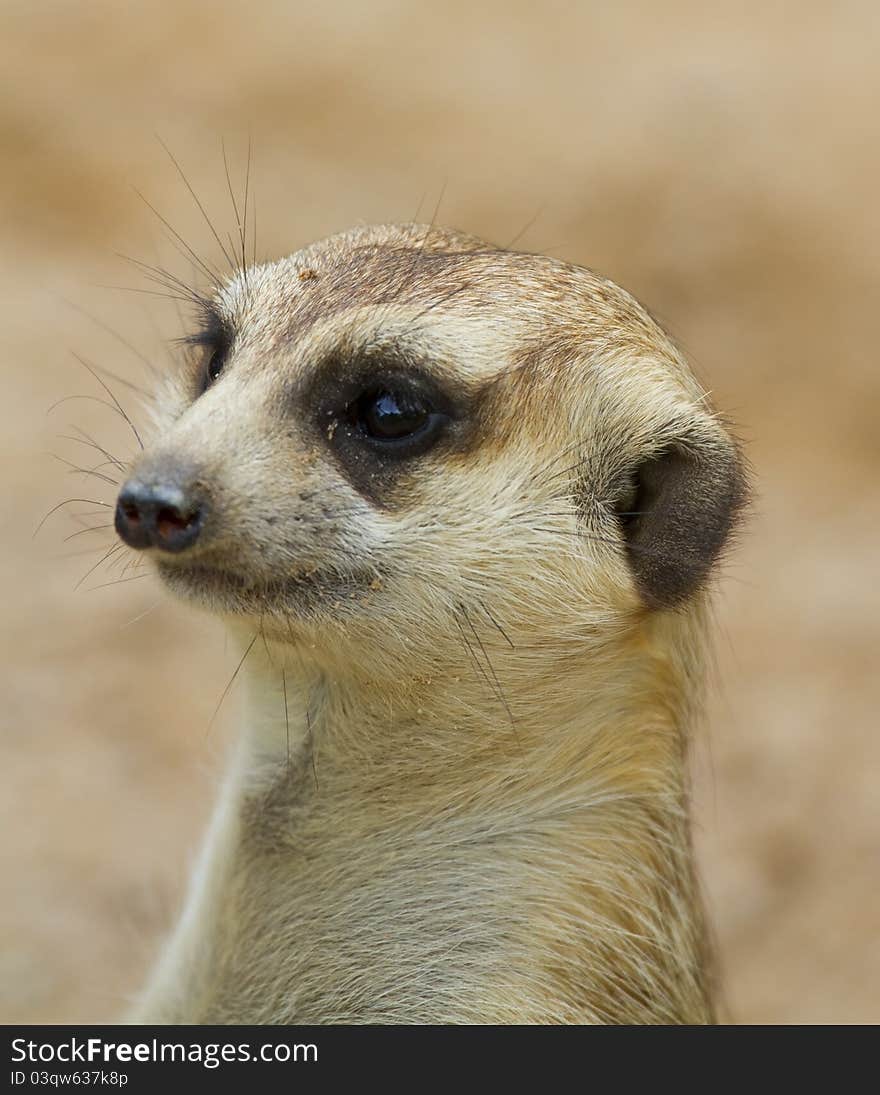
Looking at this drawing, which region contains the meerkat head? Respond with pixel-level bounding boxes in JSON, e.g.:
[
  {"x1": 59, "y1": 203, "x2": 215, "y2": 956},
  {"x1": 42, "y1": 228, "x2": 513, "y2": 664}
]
[{"x1": 115, "y1": 224, "x2": 746, "y2": 677}]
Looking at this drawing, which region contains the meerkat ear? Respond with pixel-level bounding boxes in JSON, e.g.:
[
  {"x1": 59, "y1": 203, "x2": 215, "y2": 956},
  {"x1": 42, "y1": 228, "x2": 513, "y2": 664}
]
[{"x1": 615, "y1": 433, "x2": 748, "y2": 608}]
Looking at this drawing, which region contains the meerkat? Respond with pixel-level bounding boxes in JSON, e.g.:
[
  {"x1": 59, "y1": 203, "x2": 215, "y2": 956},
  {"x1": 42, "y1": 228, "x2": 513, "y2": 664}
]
[{"x1": 113, "y1": 223, "x2": 747, "y2": 1024}]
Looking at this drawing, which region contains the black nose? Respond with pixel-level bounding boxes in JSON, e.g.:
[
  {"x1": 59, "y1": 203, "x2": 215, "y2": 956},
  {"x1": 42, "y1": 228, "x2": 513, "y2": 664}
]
[{"x1": 115, "y1": 479, "x2": 204, "y2": 553}]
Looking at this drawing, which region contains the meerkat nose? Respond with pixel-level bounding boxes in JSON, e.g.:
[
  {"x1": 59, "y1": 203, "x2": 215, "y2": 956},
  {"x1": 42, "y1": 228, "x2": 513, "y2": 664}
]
[{"x1": 115, "y1": 478, "x2": 204, "y2": 554}]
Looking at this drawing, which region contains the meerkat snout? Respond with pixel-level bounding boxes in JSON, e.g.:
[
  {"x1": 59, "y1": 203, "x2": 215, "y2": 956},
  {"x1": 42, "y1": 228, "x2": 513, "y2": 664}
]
[{"x1": 115, "y1": 473, "x2": 205, "y2": 553}]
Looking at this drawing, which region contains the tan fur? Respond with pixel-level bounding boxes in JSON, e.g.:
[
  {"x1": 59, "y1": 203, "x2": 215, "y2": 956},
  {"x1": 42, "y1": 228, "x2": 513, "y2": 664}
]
[{"x1": 125, "y1": 224, "x2": 744, "y2": 1023}]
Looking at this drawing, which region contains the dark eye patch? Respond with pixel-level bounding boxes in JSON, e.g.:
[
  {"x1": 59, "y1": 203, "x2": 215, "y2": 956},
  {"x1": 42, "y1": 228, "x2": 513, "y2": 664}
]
[{"x1": 303, "y1": 349, "x2": 474, "y2": 507}]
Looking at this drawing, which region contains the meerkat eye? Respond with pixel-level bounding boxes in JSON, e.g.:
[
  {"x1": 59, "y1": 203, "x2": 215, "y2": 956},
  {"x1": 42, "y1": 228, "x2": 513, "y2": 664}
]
[
  {"x1": 350, "y1": 389, "x2": 438, "y2": 442},
  {"x1": 205, "y1": 348, "x2": 225, "y2": 386},
  {"x1": 315, "y1": 364, "x2": 455, "y2": 487},
  {"x1": 185, "y1": 305, "x2": 231, "y2": 396}
]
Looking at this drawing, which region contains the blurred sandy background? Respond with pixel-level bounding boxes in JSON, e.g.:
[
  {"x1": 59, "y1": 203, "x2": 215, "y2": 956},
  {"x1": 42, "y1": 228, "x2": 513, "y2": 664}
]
[{"x1": 1, "y1": 1, "x2": 878, "y2": 1024}]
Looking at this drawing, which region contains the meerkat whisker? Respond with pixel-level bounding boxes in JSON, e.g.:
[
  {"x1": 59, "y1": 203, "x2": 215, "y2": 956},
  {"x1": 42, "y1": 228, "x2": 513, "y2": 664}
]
[
  {"x1": 459, "y1": 604, "x2": 516, "y2": 730},
  {"x1": 75, "y1": 542, "x2": 125, "y2": 591},
  {"x1": 65, "y1": 353, "x2": 144, "y2": 451},
  {"x1": 249, "y1": 171, "x2": 258, "y2": 270},
  {"x1": 89, "y1": 572, "x2": 150, "y2": 592},
  {"x1": 132, "y1": 185, "x2": 224, "y2": 287},
  {"x1": 502, "y1": 205, "x2": 544, "y2": 251},
  {"x1": 205, "y1": 633, "x2": 258, "y2": 737},
  {"x1": 120, "y1": 600, "x2": 163, "y2": 630},
  {"x1": 33, "y1": 497, "x2": 112, "y2": 538},
  {"x1": 242, "y1": 137, "x2": 253, "y2": 282},
  {"x1": 58, "y1": 295, "x2": 162, "y2": 383},
  {"x1": 115, "y1": 253, "x2": 215, "y2": 312},
  {"x1": 119, "y1": 552, "x2": 146, "y2": 579},
  {"x1": 49, "y1": 452, "x2": 119, "y2": 487},
  {"x1": 98, "y1": 282, "x2": 214, "y2": 306},
  {"x1": 155, "y1": 135, "x2": 239, "y2": 276},
  {"x1": 478, "y1": 600, "x2": 515, "y2": 650},
  {"x1": 66, "y1": 427, "x2": 127, "y2": 472},
  {"x1": 62, "y1": 523, "x2": 114, "y2": 543},
  {"x1": 281, "y1": 667, "x2": 291, "y2": 773},
  {"x1": 220, "y1": 136, "x2": 249, "y2": 290}
]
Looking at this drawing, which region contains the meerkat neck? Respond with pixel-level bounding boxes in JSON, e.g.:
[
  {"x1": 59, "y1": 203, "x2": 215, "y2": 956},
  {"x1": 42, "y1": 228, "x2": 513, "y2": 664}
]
[{"x1": 137, "y1": 619, "x2": 713, "y2": 1024}]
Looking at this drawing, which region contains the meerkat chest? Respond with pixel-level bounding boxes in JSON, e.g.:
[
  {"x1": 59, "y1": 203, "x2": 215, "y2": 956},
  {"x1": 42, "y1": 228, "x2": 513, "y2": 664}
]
[{"x1": 189, "y1": 787, "x2": 530, "y2": 1023}]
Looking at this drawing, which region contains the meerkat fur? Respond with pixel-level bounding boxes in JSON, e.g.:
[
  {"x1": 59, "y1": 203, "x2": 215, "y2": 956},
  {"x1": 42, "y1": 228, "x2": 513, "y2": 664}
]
[{"x1": 118, "y1": 224, "x2": 746, "y2": 1024}]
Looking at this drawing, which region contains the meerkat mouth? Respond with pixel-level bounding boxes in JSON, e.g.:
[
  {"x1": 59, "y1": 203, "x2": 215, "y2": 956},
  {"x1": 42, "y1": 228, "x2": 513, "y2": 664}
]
[{"x1": 155, "y1": 557, "x2": 378, "y2": 615}]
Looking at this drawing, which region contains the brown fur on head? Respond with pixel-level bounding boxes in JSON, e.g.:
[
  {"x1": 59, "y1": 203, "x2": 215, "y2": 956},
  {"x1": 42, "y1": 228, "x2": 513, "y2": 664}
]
[
  {"x1": 124, "y1": 223, "x2": 747, "y2": 1024},
  {"x1": 135, "y1": 222, "x2": 745, "y2": 680}
]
